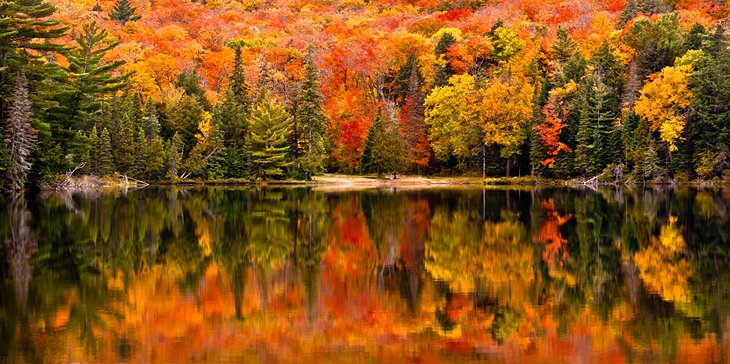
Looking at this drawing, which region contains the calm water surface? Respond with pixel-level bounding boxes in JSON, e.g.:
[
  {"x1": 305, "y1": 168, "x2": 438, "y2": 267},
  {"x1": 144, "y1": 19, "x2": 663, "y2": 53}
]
[{"x1": 1, "y1": 187, "x2": 729, "y2": 363}]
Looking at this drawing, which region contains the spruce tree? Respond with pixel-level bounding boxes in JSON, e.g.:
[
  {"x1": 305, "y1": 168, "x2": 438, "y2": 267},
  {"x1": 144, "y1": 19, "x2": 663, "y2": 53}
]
[
  {"x1": 107, "y1": 0, "x2": 141, "y2": 25},
  {"x1": 400, "y1": 59, "x2": 427, "y2": 172},
  {"x1": 4, "y1": 71, "x2": 37, "y2": 190},
  {"x1": 229, "y1": 46, "x2": 251, "y2": 108},
  {"x1": 206, "y1": 118, "x2": 227, "y2": 180},
  {"x1": 97, "y1": 127, "x2": 113, "y2": 176},
  {"x1": 249, "y1": 93, "x2": 292, "y2": 180},
  {"x1": 145, "y1": 135, "x2": 165, "y2": 180},
  {"x1": 360, "y1": 111, "x2": 383, "y2": 174},
  {"x1": 295, "y1": 48, "x2": 327, "y2": 180}
]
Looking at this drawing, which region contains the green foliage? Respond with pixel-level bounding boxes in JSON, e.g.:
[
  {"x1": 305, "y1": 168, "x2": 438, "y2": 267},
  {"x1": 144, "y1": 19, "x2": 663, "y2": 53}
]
[
  {"x1": 166, "y1": 132, "x2": 183, "y2": 179},
  {"x1": 249, "y1": 93, "x2": 292, "y2": 180},
  {"x1": 294, "y1": 49, "x2": 327, "y2": 179},
  {"x1": 107, "y1": 0, "x2": 141, "y2": 25}
]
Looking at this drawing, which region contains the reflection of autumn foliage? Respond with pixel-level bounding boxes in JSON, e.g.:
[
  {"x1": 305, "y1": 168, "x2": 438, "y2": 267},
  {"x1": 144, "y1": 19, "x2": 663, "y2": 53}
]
[
  {"x1": 634, "y1": 217, "x2": 693, "y2": 304},
  {"x1": 535, "y1": 199, "x2": 573, "y2": 280},
  {"x1": 5, "y1": 190, "x2": 730, "y2": 363}
]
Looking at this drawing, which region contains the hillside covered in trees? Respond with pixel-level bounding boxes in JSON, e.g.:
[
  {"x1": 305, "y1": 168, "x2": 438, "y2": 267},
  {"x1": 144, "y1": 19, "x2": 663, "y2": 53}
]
[{"x1": 1, "y1": 0, "x2": 728, "y2": 188}]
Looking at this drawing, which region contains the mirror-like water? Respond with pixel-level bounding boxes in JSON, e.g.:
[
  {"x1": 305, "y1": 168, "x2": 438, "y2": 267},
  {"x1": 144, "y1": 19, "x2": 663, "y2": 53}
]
[{"x1": 1, "y1": 187, "x2": 728, "y2": 363}]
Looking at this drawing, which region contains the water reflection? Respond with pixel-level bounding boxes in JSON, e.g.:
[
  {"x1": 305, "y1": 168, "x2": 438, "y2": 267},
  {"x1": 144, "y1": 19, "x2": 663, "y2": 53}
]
[{"x1": 0, "y1": 187, "x2": 728, "y2": 363}]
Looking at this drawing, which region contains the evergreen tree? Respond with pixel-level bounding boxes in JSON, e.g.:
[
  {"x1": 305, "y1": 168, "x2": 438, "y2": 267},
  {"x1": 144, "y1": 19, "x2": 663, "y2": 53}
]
[
  {"x1": 143, "y1": 101, "x2": 160, "y2": 141},
  {"x1": 166, "y1": 132, "x2": 183, "y2": 179},
  {"x1": 60, "y1": 21, "x2": 128, "y2": 131},
  {"x1": 229, "y1": 45, "x2": 252, "y2": 108},
  {"x1": 145, "y1": 135, "x2": 165, "y2": 179},
  {"x1": 97, "y1": 127, "x2": 113, "y2": 176},
  {"x1": 133, "y1": 127, "x2": 147, "y2": 178},
  {"x1": 375, "y1": 108, "x2": 407, "y2": 178},
  {"x1": 360, "y1": 111, "x2": 383, "y2": 174},
  {"x1": 434, "y1": 32, "x2": 458, "y2": 87},
  {"x1": 206, "y1": 117, "x2": 227, "y2": 180},
  {"x1": 295, "y1": 48, "x2": 327, "y2": 180},
  {"x1": 114, "y1": 113, "x2": 136, "y2": 174},
  {"x1": 107, "y1": 0, "x2": 141, "y2": 25},
  {"x1": 4, "y1": 71, "x2": 37, "y2": 190},
  {"x1": 249, "y1": 93, "x2": 292, "y2": 180},
  {"x1": 177, "y1": 70, "x2": 211, "y2": 110},
  {"x1": 576, "y1": 73, "x2": 616, "y2": 176}
]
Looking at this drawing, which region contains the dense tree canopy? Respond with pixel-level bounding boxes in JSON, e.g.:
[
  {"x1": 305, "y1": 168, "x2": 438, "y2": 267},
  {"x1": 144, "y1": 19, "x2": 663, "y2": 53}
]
[{"x1": 0, "y1": 0, "x2": 728, "y2": 188}]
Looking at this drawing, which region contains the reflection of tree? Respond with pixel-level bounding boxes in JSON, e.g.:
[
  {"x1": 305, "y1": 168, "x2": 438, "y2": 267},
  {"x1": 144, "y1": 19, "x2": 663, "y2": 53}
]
[
  {"x1": 634, "y1": 217, "x2": 692, "y2": 305},
  {"x1": 292, "y1": 189, "x2": 328, "y2": 321},
  {"x1": 397, "y1": 197, "x2": 429, "y2": 311},
  {"x1": 4, "y1": 195, "x2": 37, "y2": 311},
  {"x1": 534, "y1": 199, "x2": 572, "y2": 281}
]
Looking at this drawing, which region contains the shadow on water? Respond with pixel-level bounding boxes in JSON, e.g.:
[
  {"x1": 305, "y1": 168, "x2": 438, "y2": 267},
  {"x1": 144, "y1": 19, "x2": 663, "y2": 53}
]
[{"x1": 0, "y1": 186, "x2": 728, "y2": 362}]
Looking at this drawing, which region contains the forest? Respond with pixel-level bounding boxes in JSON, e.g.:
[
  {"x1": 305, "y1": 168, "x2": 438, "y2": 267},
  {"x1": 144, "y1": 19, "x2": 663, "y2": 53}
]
[{"x1": 1, "y1": 0, "x2": 729, "y2": 188}]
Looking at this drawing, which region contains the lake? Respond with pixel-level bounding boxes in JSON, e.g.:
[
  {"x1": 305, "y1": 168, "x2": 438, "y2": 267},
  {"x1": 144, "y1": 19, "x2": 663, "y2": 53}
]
[{"x1": 1, "y1": 187, "x2": 728, "y2": 363}]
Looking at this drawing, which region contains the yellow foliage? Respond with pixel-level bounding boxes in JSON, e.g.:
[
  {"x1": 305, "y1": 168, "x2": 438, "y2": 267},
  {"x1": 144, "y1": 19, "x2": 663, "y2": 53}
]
[
  {"x1": 634, "y1": 64, "x2": 694, "y2": 151},
  {"x1": 479, "y1": 77, "x2": 534, "y2": 159},
  {"x1": 634, "y1": 217, "x2": 692, "y2": 304}
]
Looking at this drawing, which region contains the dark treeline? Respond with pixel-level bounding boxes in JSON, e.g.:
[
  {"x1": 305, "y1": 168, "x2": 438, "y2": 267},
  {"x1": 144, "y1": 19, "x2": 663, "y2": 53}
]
[{"x1": 1, "y1": 0, "x2": 730, "y2": 191}]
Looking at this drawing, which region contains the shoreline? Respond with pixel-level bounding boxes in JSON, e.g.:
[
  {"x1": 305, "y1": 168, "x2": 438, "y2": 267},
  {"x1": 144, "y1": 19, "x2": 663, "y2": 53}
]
[{"x1": 45, "y1": 174, "x2": 730, "y2": 192}]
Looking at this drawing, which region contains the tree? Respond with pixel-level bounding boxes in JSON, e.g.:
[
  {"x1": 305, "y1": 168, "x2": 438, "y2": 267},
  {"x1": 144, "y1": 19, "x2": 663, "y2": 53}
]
[
  {"x1": 107, "y1": 0, "x2": 141, "y2": 25},
  {"x1": 145, "y1": 135, "x2": 165, "y2": 179},
  {"x1": 4, "y1": 71, "x2": 37, "y2": 190},
  {"x1": 399, "y1": 59, "x2": 429, "y2": 173},
  {"x1": 634, "y1": 52, "x2": 699, "y2": 156},
  {"x1": 97, "y1": 127, "x2": 114, "y2": 176},
  {"x1": 360, "y1": 111, "x2": 382, "y2": 174},
  {"x1": 132, "y1": 127, "x2": 147, "y2": 178},
  {"x1": 433, "y1": 31, "x2": 458, "y2": 87},
  {"x1": 424, "y1": 74, "x2": 480, "y2": 169},
  {"x1": 61, "y1": 21, "x2": 128, "y2": 131},
  {"x1": 374, "y1": 108, "x2": 407, "y2": 178},
  {"x1": 575, "y1": 72, "x2": 617, "y2": 176},
  {"x1": 295, "y1": 48, "x2": 327, "y2": 180},
  {"x1": 166, "y1": 132, "x2": 183, "y2": 179},
  {"x1": 479, "y1": 77, "x2": 533, "y2": 177},
  {"x1": 534, "y1": 83, "x2": 575, "y2": 169},
  {"x1": 249, "y1": 93, "x2": 292, "y2": 180}
]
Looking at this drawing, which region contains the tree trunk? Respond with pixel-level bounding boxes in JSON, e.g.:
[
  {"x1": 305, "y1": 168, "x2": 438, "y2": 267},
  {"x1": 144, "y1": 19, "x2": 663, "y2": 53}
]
[
  {"x1": 506, "y1": 158, "x2": 511, "y2": 178},
  {"x1": 481, "y1": 144, "x2": 486, "y2": 179}
]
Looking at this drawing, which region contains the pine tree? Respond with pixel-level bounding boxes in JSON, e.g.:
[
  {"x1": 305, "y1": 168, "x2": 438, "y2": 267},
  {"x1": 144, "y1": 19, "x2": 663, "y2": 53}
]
[
  {"x1": 62, "y1": 21, "x2": 128, "y2": 131},
  {"x1": 575, "y1": 73, "x2": 616, "y2": 176},
  {"x1": 4, "y1": 71, "x2": 37, "y2": 190},
  {"x1": 249, "y1": 93, "x2": 292, "y2": 180},
  {"x1": 143, "y1": 101, "x2": 160, "y2": 141},
  {"x1": 295, "y1": 48, "x2": 327, "y2": 180},
  {"x1": 107, "y1": 0, "x2": 141, "y2": 25}
]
